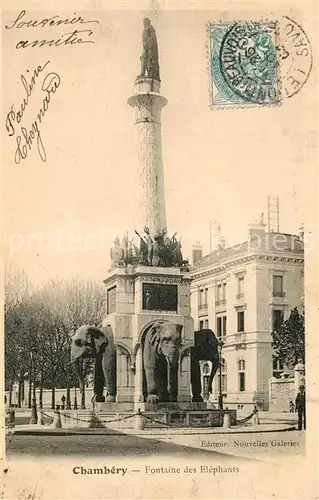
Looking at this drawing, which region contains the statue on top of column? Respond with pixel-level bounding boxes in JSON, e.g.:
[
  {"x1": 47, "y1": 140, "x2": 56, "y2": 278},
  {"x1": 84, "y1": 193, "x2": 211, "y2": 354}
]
[{"x1": 139, "y1": 18, "x2": 160, "y2": 81}]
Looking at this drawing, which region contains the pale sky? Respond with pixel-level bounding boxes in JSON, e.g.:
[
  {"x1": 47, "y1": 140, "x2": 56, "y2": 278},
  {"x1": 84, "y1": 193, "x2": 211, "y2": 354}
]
[{"x1": 3, "y1": 6, "x2": 316, "y2": 284}]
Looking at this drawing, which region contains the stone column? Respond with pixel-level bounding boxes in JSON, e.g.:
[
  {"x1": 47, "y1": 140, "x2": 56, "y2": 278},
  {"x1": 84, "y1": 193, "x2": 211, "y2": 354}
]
[
  {"x1": 116, "y1": 346, "x2": 133, "y2": 402},
  {"x1": 134, "y1": 347, "x2": 144, "y2": 404},
  {"x1": 128, "y1": 77, "x2": 167, "y2": 237},
  {"x1": 178, "y1": 352, "x2": 191, "y2": 402}
]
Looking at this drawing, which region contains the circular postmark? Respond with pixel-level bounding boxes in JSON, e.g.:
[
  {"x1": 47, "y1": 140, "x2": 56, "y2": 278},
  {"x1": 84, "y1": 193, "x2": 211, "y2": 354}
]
[
  {"x1": 278, "y1": 16, "x2": 312, "y2": 98},
  {"x1": 219, "y1": 22, "x2": 280, "y2": 105}
]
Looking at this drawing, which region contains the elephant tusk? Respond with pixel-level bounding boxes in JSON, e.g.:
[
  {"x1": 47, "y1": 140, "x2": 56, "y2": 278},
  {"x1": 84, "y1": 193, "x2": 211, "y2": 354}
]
[{"x1": 166, "y1": 357, "x2": 171, "y2": 395}]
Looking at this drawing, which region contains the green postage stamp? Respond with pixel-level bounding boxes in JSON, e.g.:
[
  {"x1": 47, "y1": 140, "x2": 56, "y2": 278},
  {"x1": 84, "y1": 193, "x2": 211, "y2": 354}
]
[{"x1": 209, "y1": 21, "x2": 281, "y2": 107}]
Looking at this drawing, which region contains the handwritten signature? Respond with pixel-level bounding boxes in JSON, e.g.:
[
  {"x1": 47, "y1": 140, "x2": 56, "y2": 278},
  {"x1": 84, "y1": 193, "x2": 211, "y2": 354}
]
[{"x1": 5, "y1": 61, "x2": 61, "y2": 163}]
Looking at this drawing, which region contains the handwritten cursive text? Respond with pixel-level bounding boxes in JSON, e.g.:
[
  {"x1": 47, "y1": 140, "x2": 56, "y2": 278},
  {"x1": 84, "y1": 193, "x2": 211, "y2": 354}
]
[
  {"x1": 5, "y1": 62, "x2": 61, "y2": 164},
  {"x1": 5, "y1": 10, "x2": 99, "y2": 49},
  {"x1": 6, "y1": 61, "x2": 50, "y2": 135},
  {"x1": 5, "y1": 10, "x2": 99, "y2": 30},
  {"x1": 16, "y1": 29, "x2": 94, "y2": 49}
]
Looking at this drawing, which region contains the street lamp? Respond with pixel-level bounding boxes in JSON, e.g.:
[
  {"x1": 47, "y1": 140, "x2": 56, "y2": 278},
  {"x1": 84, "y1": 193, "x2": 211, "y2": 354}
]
[
  {"x1": 17, "y1": 348, "x2": 24, "y2": 408},
  {"x1": 29, "y1": 347, "x2": 38, "y2": 424},
  {"x1": 218, "y1": 340, "x2": 224, "y2": 410},
  {"x1": 74, "y1": 376, "x2": 78, "y2": 410}
]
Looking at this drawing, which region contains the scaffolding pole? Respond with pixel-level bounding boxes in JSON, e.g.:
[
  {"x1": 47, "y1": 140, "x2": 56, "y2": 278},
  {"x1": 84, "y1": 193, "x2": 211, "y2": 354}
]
[{"x1": 267, "y1": 196, "x2": 280, "y2": 233}]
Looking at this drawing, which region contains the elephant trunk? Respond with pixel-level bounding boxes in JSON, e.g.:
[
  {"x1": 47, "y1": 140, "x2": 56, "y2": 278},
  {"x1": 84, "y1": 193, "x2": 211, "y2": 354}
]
[{"x1": 72, "y1": 358, "x2": 85, "y2": 393}]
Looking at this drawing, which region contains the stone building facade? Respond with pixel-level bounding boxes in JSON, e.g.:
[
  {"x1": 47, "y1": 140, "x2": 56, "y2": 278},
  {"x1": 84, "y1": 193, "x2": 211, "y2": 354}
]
[{"x1": 189, "y1": 222, "x2": 304, "y2": 410}]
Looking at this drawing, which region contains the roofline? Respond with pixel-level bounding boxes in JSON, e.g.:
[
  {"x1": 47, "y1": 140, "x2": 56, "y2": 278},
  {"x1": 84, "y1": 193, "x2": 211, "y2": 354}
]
[{"x1": 190, "y1": 250, "x2": 304, "y2": 279}]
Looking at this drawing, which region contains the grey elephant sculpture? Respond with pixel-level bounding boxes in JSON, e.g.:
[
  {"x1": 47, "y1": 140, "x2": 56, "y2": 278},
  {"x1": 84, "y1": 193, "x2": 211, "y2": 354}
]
[
  {"x1": 190, "y1": 329, "x2": 220, "y2": 402},
  {"x1": 142, "y1": 321, "x2": 183, "y2": 403},
  {"x1": 70, "y1": 325, "x2": 117, "y2": 408}
]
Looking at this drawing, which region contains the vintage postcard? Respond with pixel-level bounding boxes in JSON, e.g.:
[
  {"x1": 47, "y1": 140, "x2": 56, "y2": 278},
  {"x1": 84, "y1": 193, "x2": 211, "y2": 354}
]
[{"x1": 1, "y1": 1, "x2": 318, "y2": 499}]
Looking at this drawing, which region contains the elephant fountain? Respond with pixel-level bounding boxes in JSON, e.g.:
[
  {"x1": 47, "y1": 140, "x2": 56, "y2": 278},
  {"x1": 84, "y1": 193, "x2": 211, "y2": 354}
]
[
  {"x1": 142, "y1": 321, "x2": 183, "y2": 403},
  {"x1": 70, "y1": 325, "x2": 117, "y2": 408},
  {"x1": 190, "y1": 329, "x2": 220, "y2": 402}
]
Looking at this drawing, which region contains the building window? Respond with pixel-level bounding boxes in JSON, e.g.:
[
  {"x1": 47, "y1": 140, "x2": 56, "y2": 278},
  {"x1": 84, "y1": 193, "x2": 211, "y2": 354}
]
[
  {"x1": 216, "y1": 315, "x2": 227, "y2": 338},
  {"x1": 223, "y1": 316, "x2": 227, "y2": 336},
  {"x1": 216, "y1": 358, "x2": 227, "y2": 393},
  {"x1": 237, "y1": 277, "x2": 244, "y2": 299},
  {"x1": 237, "y1": 311, "x2": 245, "y2": 332},
  {"x1": 239, "y1": 373, "x2": 245, "y2": 392},
  {"x1": 272, "y1": 309, "x2": 284, "y2": 332},
  {"x1": 273, "y1": 275, "x2": 284, "y2": 297},
  {"x1": 217, "y1": 317, "x2": 221, "y2": 337},
  {"x1": 199, "y1": 318, "x2": 209, "y2": 330},
  {"x1": 202, "y1": 363, "x2": 211, "y2": 400},
  {"x1": 238, "y1": 359, "x2": 245, "y2": 392},
  {"x1": 198, "y1": 288, "x2": 208, "y2": 309},
  {"x1": 222, "y1": 282, "x2": 226, "y2": 300},
  {"x1": 272, "y1": 357, "x2": 284, "y2": 378},
  {"x1": 238, "y1": 359, "x2": 245, "y2": 371},
  {"x1": 198, "y1": 289, "x2": 203, "y2": 308},
  {"x1": 216, "y1": 283, "x2": 226, "y2": 305}
]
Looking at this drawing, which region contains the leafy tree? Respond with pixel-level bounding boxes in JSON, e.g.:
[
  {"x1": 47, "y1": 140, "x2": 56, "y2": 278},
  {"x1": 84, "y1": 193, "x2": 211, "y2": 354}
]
[
  {"x1": 4, "y1": 265, "x2": 34, "y2": 405},
  {"x1": 272, "y1": 307, "x2": 305, "y2": 369},
  {"x1": 5, "y1": 267, "x2": 106, "y2": 408},
  {"x1": 52, "y1": 277, "x2": 105, "y2": 407},
  {"x1": 40, "y1": 277, "x2": 105, "y2": 407}
]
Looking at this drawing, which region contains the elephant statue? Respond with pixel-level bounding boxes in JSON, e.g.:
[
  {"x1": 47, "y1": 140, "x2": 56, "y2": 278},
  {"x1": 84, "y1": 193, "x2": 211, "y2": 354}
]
[
  {"x1": 142, "y1": 321, "x2": 183, "y2": 403},
  {"x1": 190, "y1": 329, "x2": 220, "y2": 402},
  {"x1": 70, "y1": 325, "x2": 117, "y2": 408}
]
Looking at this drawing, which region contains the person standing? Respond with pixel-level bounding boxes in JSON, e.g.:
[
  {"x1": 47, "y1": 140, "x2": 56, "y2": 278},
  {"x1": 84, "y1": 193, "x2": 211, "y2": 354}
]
[
  {"x1": 145, "y1": 289, "x2": 152, "y2": 310},
  {"x1": 139, "y1": 18, "x2": 160, "y2": 81},
  {"x1": 295, "y1": 385, "x2": 306, "y2": 430},
  {"x1": 61, "y1": 394, "x2": 66, "y2": 410},
  {"x1": 144, "y1": 226, "x2": 153, "y2": 266}
]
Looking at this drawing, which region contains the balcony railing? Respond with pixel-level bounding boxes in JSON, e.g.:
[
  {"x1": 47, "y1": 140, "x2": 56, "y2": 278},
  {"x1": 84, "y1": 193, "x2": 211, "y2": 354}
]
[
  {"x1": 217, "y1": 333, "x2": 227, "y2": 339},
  {"x1": 236, "y1": 293, "x2": 244, "y2": 300},
  {"x1": 198, "y1": 303, "x2": 208, "y2": 310},
  {"x1": 215, "y1": 299, "x2": 226, "y2": 306},
  {"x1": 234, "y1": 332, "x2": 246, "y2": 344},
  {"x1": 217, "y1": 333, "x2": 246, "y2": 346},
  {"x1": 273, "y1": 292, "x2": 286, "y2": 298}
]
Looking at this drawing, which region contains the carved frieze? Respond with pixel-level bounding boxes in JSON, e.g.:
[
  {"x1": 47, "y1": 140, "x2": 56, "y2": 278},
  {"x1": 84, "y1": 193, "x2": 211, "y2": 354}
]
[
  {"x1": 142, "y1": 283, "x2": 178, "y2": 312},
  {"x1": 138, "y1": 276, "x2": 180, "y2": 285}
]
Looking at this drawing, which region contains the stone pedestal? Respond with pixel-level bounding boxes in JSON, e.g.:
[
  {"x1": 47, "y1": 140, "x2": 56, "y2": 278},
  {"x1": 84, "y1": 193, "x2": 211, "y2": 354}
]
[
  {"x1": 57, "y1": 406, "x2": 235, "y2": 430},
  {"x1": 134, "y1": 402, "x2": 207, "y2": 412},
  {"x1": 93, "y1": 402, "x2": 231, "y2": 429},
  {"x1": 103, "y1": 265, "x2": 194, "y2": 404}
]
